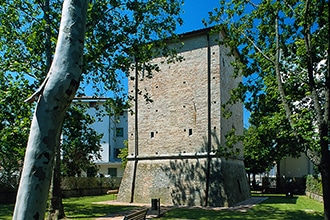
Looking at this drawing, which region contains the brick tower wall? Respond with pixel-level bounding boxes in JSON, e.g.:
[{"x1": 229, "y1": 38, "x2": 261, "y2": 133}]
[{"x1": 117, "y1": 29, "x2": 250, "y2": 206}]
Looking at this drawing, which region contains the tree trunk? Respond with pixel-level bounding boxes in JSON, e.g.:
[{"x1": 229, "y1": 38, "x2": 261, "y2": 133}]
[
  {"x1": 48, "y1": 144, "x2": 65, "y2": 220},
  {"x1": 320, "y1": 124, "x2": 330, "y2": 220},
  {"x1": 276, "y1": 160, "x2": 281, "y2": 193},
  {"x1": 13, "y1": 1, "x2": 87, "y2": 219},
  {"x1": 323, "y1": 1, "x2": 330, "y2": 219}
]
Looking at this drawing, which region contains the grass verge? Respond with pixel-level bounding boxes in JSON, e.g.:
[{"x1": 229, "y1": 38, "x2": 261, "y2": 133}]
[{"x1": 0, "y1": 194, "x2": 324, "y2": 219}]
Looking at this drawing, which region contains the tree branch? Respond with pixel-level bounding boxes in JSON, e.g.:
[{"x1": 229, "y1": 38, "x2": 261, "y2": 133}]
[{"x1": 243, "y1": 32, "x2": 275, "y2": 64}]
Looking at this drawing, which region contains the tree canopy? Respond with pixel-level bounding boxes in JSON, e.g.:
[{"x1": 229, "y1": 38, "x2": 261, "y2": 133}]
[
  {"x1": 0, "y1": 0, "x2": 184, "y2": 97},
  {"x1": 1, "y1": 0, "x2": 184, "y2": 218},
  {"x1": 0, "y1": 74, "x2": 32, "y2": 187},
  {"x1": 207, "y1": 0, "x2": 329, "y2": 217},
  {"x1": 61, "y1": 104, "x2": 103, "y2": 177}
]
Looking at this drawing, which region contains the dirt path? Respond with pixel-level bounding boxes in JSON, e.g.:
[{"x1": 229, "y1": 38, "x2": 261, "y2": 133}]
[{"x1": 94, "y1": 197, "x2": 268, "y2": 219}]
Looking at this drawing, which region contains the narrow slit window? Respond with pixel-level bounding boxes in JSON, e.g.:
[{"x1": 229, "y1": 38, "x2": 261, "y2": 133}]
[
  {"x1": 188, "y1": 129, "x2": 193, "y2": 136},
  {"x1": 151, "y1": 132, "x2": 154, "y2": 138},
  {"x1": 237, "y1": 180, "x2": 242, "y2": 193}
]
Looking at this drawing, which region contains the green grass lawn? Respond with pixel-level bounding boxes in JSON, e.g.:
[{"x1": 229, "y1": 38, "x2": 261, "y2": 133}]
[
  {"x1": 0, "y1": 194, "x2": 136, "y2": 220},
  {"x1": 159, "y1": 194, "x2": 324, "y2": 220},
  {"x1": 0, "y1": 194, "x2": 324, "y2": 219}
]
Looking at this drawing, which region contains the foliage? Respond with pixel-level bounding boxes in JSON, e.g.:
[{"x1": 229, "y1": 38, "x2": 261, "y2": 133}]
[
  {"x1": 306, "y1": 175, "x2": 323, "y2": 196},
  {"x1": 0, "y1": 0, "x2": 184, "y2": 98},
  {"x1": 244, "y1": 114, "x2": 301, "y2": 175},
  {"x1": 0, "y1": 0, "x2": 184, "y2": 181},
  {"x1": 61, "y1": 104, "x2": 103, "y2": 177},
  {"x1": 0, "y1": 74, "x2": 33, "y2": 188},
  {"x1": 244, "y1": 126, "x2": 276, "y2": 175},
  {"x1": 207, "y1": 0, "x2": 327, "y2": 162},
  {"x1": 118, "y1": 140, "x2": 129, "y2": 168},
  {"x1": 207, "y1": 0, "x2": 329, "y2": 214}
]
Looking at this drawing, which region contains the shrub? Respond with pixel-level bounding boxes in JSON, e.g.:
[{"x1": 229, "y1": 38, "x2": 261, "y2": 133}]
[{"x1": 306, "y1": 175, "x2": 322, "y2": 196}]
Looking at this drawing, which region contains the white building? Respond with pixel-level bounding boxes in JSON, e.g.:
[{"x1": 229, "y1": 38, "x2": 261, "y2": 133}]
[{"x1": 73, "y1": 97, "x2": 127, "y2": 178}]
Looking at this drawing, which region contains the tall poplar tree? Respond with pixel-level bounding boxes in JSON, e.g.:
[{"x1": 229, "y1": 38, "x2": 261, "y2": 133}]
[{"x1": 208, "y1": 0, "x2": 330, "y2": 218}]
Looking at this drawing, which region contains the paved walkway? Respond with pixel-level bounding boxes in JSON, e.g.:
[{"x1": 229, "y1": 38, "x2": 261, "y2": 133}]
[{"x1": 94, "y1": 197, "x2": 268, "y2": 220}]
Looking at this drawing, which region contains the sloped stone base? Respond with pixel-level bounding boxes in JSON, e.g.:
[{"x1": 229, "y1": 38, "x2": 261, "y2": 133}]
[{"x1": 117, "y1": 157, "x2": 250, "y2": 207}]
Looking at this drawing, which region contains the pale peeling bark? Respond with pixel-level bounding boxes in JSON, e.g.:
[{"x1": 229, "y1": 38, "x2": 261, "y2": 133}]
[{"x1": 13, "y1": 1, "x2": 88, "y2": 219}]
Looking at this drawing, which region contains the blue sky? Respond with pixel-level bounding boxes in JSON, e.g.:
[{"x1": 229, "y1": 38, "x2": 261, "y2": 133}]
[{"x1": 177, "y1": 0, "x2": 219, "y2": 34}]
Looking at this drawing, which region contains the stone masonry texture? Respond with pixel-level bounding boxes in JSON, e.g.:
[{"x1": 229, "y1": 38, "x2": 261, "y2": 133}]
[{"x1": 117, "y1": 28, "x2": 250, "y2": 207}]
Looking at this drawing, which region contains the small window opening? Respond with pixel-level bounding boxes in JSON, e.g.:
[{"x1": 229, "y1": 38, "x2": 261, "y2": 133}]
[
  {"x1": 237, "y1": 180, "x2": 242, "y2": 193},
  {"x1": 151, "y1": 132, "x2": 154, "y2": 138},
  {"x1": 188, "y1": 129, "x2": 193, "y2": 136}
]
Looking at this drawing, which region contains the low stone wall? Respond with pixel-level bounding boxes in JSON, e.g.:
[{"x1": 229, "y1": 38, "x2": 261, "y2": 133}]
[
  {"x1": 62, "y1": 187, "x2": 109, "y2": 198},
  {"x1": 306, "y1": 191, "x2": 323, "y2": 203}
]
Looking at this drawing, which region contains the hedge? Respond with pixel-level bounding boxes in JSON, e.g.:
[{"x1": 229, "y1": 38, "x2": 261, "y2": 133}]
[
  {"x1": 306, "y1": 175, "x2": 322, "y2": 196},
  {"x1": 61, "y1": 176, "x2": 120, "y2": 190}
]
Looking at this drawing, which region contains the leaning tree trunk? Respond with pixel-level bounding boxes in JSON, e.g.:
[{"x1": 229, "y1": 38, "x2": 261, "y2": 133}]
[{"x1": 13, "y1": 1, "x2": 88, "y2": 219}]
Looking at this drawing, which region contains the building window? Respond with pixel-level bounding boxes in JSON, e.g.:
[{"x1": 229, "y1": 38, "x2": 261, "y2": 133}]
[
  {"x1": 108, "y1": 168, "x2": 117, "y2": 177},
  {"x1": 115, "y1": 148, "x2": 121, "y2": 158},
  {"x1": 89, "y1": 101, "x2": 97, "y2": 108},
  {"x1": 116, "y1": 127, "x2": 124, "y2": 137}
]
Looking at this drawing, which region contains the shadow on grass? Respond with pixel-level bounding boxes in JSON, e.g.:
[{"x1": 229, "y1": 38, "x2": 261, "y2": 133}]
[
  {"x1": 0, "y1": 203, "x2": 14, "y2": 220},
  {"x1": 248, "y1": 206, "x2": 323, "y2": 220},
  {"x1": 160, "y1": 195, "x2": 323, "y2": 220},
  {"x1": 161, "y1": 207, "x2": 323, "y2": 220},
  {"x1": 258, "y1": 195, "x2": 298, "y2": 204}
]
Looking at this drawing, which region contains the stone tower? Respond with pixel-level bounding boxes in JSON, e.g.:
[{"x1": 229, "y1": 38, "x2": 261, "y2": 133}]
[{"x1": 117, "y1": 28, "x2": 250, "y2": 207}]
